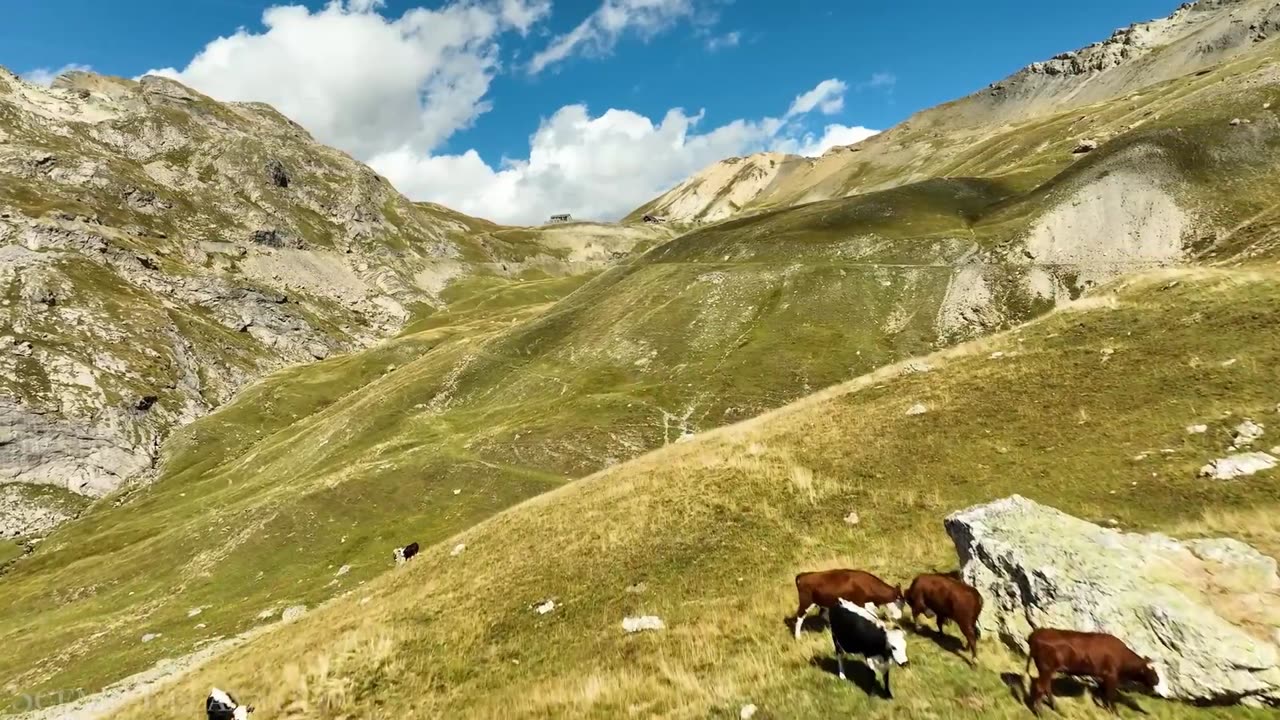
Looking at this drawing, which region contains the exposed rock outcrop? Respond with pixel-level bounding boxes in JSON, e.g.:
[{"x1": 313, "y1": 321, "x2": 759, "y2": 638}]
[
  {"x1": 0, "y1": 67, "x2": 659, "y2": 530},
  {"x1": 1200, "y1": 452, "x2": 1277, "y2": 479},
  {"x1": 946, "y1": 495, "x2": 1280, "y2": 706}
]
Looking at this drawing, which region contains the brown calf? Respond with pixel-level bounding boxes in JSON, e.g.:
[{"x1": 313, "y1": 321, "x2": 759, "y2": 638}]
[
  {"x1": 793, "y1": 569, "x2": 903, "y2": 639},
  {"x1": 1025, "y1": 628, "x2": 1164, "y2": 714},
  {"x1": 904, "y1": 573, "x2": 982, "y2": 661}
]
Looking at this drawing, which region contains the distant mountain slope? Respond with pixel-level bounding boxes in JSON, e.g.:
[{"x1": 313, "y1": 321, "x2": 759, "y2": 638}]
[
  {"x1": 623, "y1": 152, "x2": 802, "y2": 225},
  {"x1": 0, "y1": 68, "x2": 665, "y2": 530},
  {"x1": 635, "y1": 0, "x2": 1280, "y2": 223}
]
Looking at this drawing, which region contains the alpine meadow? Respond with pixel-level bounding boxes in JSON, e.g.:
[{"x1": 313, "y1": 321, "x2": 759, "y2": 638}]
[{"x1": 2, "y1": 1, "x2": 1280, "y2": 718}]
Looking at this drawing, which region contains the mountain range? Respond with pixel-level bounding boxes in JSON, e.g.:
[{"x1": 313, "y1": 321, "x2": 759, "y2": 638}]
[{"x1": 2, "y1": 1, "x2": 1279, "y2": 718}]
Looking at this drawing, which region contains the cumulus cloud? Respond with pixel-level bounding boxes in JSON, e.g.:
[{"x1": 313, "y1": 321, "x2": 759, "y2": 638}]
[
  {"x1": 529, "y1": 0, "x2": 696, "y2": 74},
  {"x1": 21, "y1": 63, "x2": 92, "y2": 87},
  {"x1": 774, "y1": 123, "x2": 879, "y2": 157},
  {"x1": 141, "y1": 1, "x2": 877, "y2": 225},
  {"x1": 371, "y1": 77, "x2": 875, "y2": 224},
  {"x1": 373, "y1": 105, "x2": 782, "y2": 224},
  {"x1": 145, "y1": 0, "x2": 548, "y2": 158},
  {"x1": 784, "y1": 78, "x2": 847, "y2": 118}
]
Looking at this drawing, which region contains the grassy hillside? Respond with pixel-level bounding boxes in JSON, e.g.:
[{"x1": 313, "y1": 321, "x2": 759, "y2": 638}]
[
  {"x1": 110, "y1": 266, "x2": 1280, "y2": 719},
  {"x1": 0, "y1": 66, "x2": 667, "y2": 527},
  {"x1": 6, "y1": 5, "x2": 1280, "y2": 716},
  {"x1": 7, "y1": 39, "x2": 1280, "y2": 713}
]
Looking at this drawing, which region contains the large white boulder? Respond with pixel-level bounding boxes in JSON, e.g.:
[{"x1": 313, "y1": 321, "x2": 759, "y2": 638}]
[{"x1": 945, "y1": 495, "x2": 1280, "y2": 706}]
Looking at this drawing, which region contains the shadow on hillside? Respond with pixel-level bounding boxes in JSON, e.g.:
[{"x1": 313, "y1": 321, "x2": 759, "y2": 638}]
[
  {"x1": 998, "y1": 673, "x2": 1149, "y2": 714},
  {"x1": 783, "y1": 613, "x2": 829, "y2": 636},
  {"x1": 809, "y1": 656, "x2": 888, "y2": 698},
  {"x1": 905, "y1": 623, "x2": 969, "y2": 661}
]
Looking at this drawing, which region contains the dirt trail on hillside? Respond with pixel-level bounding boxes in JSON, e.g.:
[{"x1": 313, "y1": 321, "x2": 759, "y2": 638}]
[{"x1": 13, "y1": 627, "x2": 267, "y2": 720}]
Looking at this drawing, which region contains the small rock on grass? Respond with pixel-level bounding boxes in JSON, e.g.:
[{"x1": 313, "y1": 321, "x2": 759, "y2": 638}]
[
  {"x1": 1231, "y1": 419, "x2": 1265, "y2": 448},
  {"x1": 622, "y1": 615, "x2": 664, "y2": 633}
]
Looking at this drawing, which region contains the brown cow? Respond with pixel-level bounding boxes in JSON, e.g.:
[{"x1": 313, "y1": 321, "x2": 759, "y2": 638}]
[
  {"x1": 1024, "y1": 628, "x2": 1166, "y2": 714},
  {"x1": 903, "y1": 573, "x2": 982, "y2": 661},
  {"x1": 793, "y1": 569, "x2": 903, "y2": 639}
]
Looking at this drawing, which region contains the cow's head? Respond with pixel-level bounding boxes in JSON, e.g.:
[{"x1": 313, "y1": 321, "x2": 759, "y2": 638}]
[
  {"x1": 233, "y1": 705, "x2": 255, "y2": 719},
  {"x1": 393, "y1": 547, "x2": 405, "y2": 564},
  {"x1": 886, "y1": 629, "x2": 909, "y2": 666},
  {"x1": 1141, "y1": 657, "x2": 1169, "y2": 697}
]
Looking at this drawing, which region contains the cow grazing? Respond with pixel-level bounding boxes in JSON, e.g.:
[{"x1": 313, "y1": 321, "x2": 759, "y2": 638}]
[
  {"x1": 207, "y1": 687, "x2": 254, "y2": 720},
  {"x1": 829, "y1": 599, "x2": 910, "y2": 698},
  {"x1": 393, "y1": 541, "x2": 420, "y2": 565},
  {"x1": 794, "y1": 569, "x2": 903, "y2": 639},
  {"x1": 1024, "y1": 628, "x2": 1167, "y2": 714},
  {"x1": 904, "y1": 573, "x2": 983, "y2": 661}
]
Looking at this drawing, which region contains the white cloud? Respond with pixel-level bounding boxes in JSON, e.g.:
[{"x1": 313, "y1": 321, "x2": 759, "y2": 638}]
[
  {"x1": 138, "y1": 2, "x2": 877, "y2": 226},
  {"x1": 21, "y1": 63, "x2": 92, "y2": 87},
  {"x1": 705, "y1": 30, "x2": 740, "y2": 51},
  {"x1": 371, "y1": 77, "x2": 873, "y2": 224},
  {"x1": 529, "y1": 0, "x2": 696, "y2": 74},
  {"x1": 144, "y1": 0, "x2": 549, "y2": 159},
  {"x1": 372, "y1": 105, "x2": 779, "y2": 224},
  {"x1": 858, "y1": 72, "x2": 897, "y2": 91},
  {"x1": 775, "y1": 123, "x2": 879, "y2": 157},
  {"x1": 784, "y1": 78, "x2": 847, "y2": 118}
]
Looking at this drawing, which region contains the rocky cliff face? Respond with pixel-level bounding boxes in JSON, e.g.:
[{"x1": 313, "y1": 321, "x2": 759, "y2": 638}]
[
  {"x1": 0, "y1": 67, "x2": 651, "y2": 528},
  {"x1": 625, "y1": 152, "x2": 805, "y2": 225}
]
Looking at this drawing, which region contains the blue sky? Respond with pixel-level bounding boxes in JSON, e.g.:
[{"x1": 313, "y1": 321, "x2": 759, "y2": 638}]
[{"x1": 2, "y1": 0, "x2": 1178, "y2": 223}]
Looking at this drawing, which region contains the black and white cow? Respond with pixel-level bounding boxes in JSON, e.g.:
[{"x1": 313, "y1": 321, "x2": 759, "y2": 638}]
[
  {"x1": 829, "y1": 598, "x2": 910, "y2": 698},
  {"x1": 206, "y1": 687, "x2": 253, "y2": 720},
  {"x1": 393, "y1": 541, "x2": 420, "y2": 565}
]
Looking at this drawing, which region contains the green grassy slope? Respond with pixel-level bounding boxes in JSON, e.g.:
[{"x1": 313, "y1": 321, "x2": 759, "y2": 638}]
[{"x1": 116, "y1": 266, "x2": 1280, "y2": 719}]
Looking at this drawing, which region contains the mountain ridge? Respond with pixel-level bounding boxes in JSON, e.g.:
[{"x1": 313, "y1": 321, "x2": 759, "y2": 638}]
[
  {"x1": 635, "y1": 0, "x2": 1280, "y2": 225},
  {"x1": 0, "y1": 65, "x2": 668, "y2": 533}
]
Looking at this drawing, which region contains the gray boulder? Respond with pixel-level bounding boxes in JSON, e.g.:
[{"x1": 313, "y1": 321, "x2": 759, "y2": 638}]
[
  {"x1": 945, "y1": 495, "x2": 1280, "y2": 706},
  {"x1": 1200, "y1": 452, "x2": 1276, "y2": 480}
]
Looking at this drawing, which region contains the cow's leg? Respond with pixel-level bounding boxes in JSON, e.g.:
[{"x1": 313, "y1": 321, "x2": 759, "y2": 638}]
[
  {"x1": 936, "y1": 614, "x2": 947, "y2": 636},
  {"x1": 1028, "y1": 674, "x2": 1042, "y2": 715},
  {"x1": 794, "y1": 603, "x2": 815, "y2": 639},
  {"x1": 1101, "y1": 673, "x2": 1119, "y2": 714},
  {"x1": 881, "y1": 661, "x2": 893, "y2": 699},
  {"x1": 907, "y1": 598, "x2": 920, "y2": 626},
  {"x1": 961, "y1": 621, "x2": 978, "y2": 662},
  {"x1": 1032, "y1": 665, "x2": 1056, "y2": 714},
  {"x1": 836, "y1": 654, "x2": 846, "y2": 681}
]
